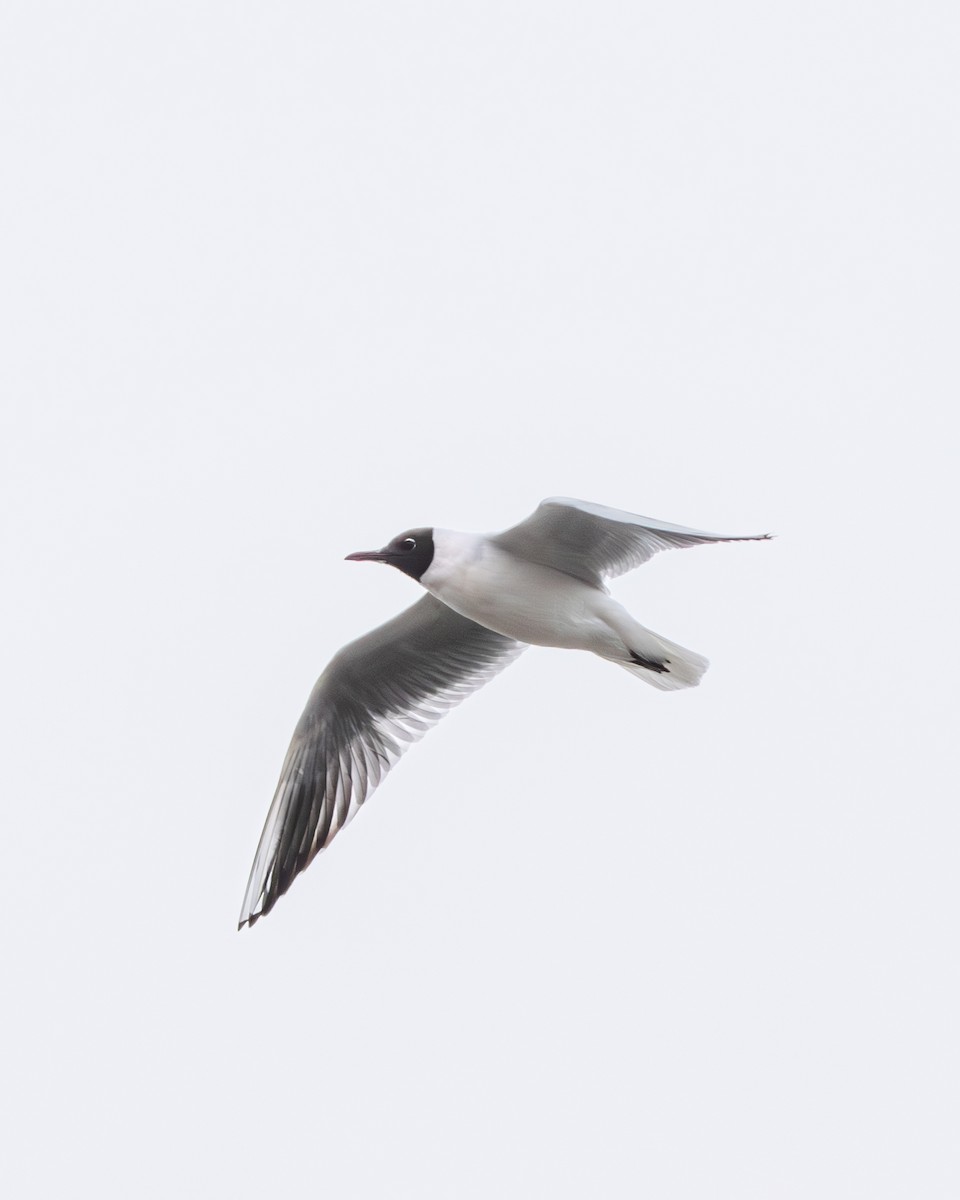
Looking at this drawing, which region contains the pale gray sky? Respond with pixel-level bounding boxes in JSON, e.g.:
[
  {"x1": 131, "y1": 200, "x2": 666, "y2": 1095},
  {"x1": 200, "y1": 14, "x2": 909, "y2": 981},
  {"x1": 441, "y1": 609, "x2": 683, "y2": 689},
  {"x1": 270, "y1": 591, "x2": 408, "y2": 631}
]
[{"x1": 2, "y1": 2, "x2": 958, "y2": 1197}]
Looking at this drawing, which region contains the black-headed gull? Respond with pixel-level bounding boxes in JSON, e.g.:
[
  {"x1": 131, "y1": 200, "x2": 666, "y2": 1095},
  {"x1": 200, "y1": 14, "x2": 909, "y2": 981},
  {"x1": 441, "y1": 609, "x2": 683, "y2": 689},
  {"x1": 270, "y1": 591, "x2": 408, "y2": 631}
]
[{"x1": 239, "y1": 498, "x2": 769, "y2": 927}]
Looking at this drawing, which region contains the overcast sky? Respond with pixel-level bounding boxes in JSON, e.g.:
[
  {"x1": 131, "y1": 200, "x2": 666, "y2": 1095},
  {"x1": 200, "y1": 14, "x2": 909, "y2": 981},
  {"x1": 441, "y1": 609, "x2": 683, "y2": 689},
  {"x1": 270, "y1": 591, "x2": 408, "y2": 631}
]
[{"x1": 3, "y1": 2, "x2": 958, "y2": 1197}]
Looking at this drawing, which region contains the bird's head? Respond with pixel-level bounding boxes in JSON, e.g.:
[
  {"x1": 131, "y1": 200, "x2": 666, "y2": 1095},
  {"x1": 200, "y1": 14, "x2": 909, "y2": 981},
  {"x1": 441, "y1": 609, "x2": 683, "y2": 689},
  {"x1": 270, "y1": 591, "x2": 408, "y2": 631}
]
[{"x1": 346, "y1": 527, "x2": 435, "y2": 581}]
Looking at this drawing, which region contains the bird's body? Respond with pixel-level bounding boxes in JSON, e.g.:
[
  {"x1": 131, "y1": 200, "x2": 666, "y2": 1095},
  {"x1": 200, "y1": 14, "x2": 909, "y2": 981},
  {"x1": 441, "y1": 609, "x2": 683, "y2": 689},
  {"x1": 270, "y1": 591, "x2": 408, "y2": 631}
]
[
  {"x1": 423, "y1": 530, "x2": 701, "y2": 686},
  {"x1": 424, "y1": 530, "x2": 603, "y2": 649},
  {"x1": 238, "y1": 497, "x2": 770, "y2": 928}
]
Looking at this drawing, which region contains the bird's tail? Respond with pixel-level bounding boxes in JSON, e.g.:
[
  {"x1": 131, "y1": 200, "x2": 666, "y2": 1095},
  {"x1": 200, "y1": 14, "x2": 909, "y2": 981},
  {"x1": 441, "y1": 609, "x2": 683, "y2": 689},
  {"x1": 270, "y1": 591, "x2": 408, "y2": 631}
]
[{"x1": 602, "y1": 621, "x2": 709, "y2": 692}]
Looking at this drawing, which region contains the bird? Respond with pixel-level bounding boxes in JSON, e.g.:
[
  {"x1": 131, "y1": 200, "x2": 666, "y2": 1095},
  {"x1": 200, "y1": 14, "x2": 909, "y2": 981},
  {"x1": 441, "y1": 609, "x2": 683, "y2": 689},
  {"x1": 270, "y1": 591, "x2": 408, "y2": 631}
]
[{"x1": 238, "y1": 497, "x2": 770, "y2": 928}]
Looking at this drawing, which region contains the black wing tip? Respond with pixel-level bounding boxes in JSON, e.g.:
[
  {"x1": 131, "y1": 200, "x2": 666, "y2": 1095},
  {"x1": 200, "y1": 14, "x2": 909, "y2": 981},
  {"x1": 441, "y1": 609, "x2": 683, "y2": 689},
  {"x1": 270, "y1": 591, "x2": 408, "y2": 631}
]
[
  {"x1": 238, "y1": 877, "x2": 291, "y2": 930},
  {"x1": 238, "y1": 903, "x2": 267, "y2": 931},
  {"x1": 237, "y1": 847, "x2": 317, "y2": 931},
  {"x1": 719, "y1": 531, "x2": 775, "y2": 543}
]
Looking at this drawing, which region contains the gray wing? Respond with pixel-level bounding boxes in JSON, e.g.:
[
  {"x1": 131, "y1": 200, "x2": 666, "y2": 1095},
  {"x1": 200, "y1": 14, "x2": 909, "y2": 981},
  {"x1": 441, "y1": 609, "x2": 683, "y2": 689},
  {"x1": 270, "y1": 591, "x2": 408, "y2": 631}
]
[
  {"x1": 239, "y1": 594, "x2": 525, "y2": 928},
  {"x1": 492, "y1": 496, "x2": 772, "y2": 587}
]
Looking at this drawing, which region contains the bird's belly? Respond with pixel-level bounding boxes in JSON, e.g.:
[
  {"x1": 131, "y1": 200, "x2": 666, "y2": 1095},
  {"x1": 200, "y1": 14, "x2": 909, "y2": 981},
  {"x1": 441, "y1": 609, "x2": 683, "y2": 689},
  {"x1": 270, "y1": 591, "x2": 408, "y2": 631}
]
[{"x1": 425, "y1": 556, "x2": 605, "y2": 650}]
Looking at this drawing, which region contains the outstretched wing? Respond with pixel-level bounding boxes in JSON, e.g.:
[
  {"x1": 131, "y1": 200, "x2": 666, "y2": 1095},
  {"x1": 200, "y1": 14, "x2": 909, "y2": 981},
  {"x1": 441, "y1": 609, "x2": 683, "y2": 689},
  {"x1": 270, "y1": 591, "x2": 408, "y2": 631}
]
[
  {"x1": 239, "y1": 594, "x2": 525, "y2": 928},
  {"x1": 492, "y1": 496, "x2": 771, "y2": 587}
]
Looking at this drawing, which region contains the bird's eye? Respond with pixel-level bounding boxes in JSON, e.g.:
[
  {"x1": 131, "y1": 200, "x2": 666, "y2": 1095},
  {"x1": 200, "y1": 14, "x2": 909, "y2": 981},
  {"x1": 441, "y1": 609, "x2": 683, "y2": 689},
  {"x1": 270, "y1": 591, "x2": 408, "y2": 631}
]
[{"x1": 401, "y1": 537, "x2": 416, "y2": 551}]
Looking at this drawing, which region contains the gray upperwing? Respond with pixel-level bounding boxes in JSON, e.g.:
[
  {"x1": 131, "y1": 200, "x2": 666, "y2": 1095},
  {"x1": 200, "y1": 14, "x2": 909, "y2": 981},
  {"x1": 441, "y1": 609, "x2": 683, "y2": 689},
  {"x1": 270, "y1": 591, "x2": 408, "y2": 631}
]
[
  {"x1": 491, "y1": 496, "x2": 771, "y2": 586},
  {"x1": 239, "y1": 594, "x2": 526, "y2": 928}
]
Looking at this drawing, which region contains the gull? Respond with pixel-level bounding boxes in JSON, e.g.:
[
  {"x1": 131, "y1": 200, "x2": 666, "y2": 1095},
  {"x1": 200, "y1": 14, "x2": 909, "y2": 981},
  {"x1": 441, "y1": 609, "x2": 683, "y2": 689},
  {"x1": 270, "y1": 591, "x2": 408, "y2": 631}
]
[{"x1": 239, "y1": 497, "x2": 770, "y2": 927}]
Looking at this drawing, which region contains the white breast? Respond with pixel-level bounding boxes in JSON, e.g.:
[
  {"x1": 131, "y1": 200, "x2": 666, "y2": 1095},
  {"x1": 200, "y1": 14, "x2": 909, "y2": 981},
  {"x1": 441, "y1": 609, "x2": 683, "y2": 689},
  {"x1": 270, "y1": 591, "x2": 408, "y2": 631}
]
[{"x1": 421, "y1": 530, "x2": 607, "y2": 649}]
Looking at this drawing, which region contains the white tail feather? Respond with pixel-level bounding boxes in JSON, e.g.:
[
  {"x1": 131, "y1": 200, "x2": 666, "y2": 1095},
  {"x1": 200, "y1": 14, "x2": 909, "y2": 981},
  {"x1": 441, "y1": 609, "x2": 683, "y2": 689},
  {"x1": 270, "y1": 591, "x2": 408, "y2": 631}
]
[{"x1": 605, "y1": 626, "x2": 709, "y2": 691}]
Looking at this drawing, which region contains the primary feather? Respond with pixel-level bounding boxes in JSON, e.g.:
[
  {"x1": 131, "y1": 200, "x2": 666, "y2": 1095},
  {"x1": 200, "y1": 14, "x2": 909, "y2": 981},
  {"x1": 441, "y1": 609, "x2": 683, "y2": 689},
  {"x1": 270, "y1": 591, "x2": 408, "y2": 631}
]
[{"x1": 239, "y1": 595, "x2": 524, "y2": 928}]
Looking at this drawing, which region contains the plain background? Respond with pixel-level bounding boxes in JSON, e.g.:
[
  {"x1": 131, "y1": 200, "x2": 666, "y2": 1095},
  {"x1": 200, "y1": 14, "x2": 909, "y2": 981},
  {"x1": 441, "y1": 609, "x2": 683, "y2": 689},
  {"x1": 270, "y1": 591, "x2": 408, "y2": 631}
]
[{"x1": 2, "y1": 2, "x2": 958, "y2": 1196}]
